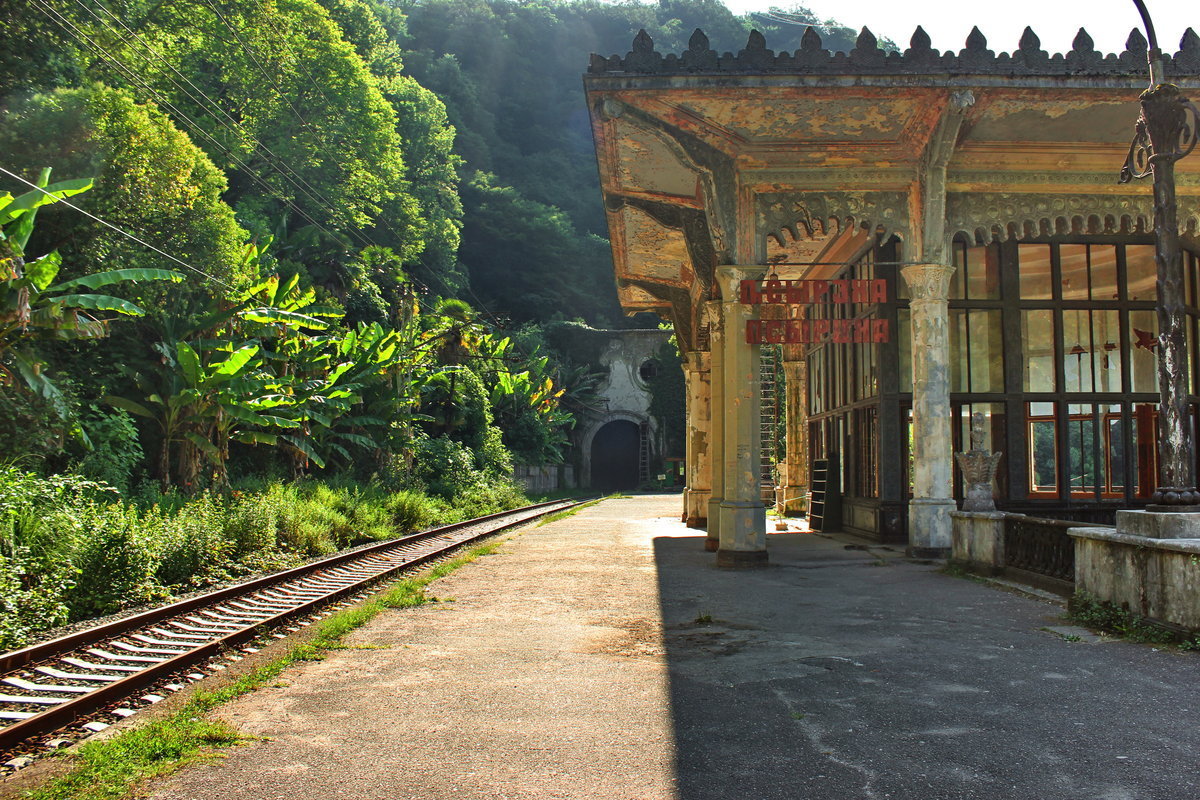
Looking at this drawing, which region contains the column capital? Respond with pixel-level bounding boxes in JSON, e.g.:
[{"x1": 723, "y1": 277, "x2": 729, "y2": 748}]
[
  {"x1": 715, "y1": 265, "x2": 766, "y2": 303},
  {"x1": 900, "y1": 263, "x2": 955, "y2": 302}
]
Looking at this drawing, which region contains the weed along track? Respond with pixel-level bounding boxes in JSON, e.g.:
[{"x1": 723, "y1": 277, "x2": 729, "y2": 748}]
[{"x1": 0, "y1": 499, "x2": 584, "y2": 766}]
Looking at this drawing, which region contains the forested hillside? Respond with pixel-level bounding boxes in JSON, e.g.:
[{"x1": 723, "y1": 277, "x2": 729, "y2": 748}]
[{"x1": 0, "y1": 0, "x2": 858, "y2": 644}]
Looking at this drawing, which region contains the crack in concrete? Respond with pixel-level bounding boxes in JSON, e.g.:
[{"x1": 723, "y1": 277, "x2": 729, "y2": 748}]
[{"x1": 771, "y1": 686, "x2": 880, "y2": 799}]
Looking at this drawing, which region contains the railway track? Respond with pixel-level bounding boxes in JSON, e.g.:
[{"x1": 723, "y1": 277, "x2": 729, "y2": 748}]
[{"x1": 0, "y1": 498, "x2": 586, "y2": 761}]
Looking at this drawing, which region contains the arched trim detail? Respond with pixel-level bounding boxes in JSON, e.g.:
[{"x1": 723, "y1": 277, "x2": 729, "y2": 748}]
[{"x1": 579, "y1": 411, "x2": 655, "y2": 489}]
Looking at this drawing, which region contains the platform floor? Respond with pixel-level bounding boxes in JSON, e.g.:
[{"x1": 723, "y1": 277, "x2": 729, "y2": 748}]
[{"x1": 150, "y1": 495, "x2": 1200, "y2": 800}]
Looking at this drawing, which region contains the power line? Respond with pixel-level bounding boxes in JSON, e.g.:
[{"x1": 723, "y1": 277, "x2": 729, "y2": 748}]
[
  {"x1": 36, "y1": 2, "x2": 529, "y2": 360},
  {"x1": 0, "y1": 164, "x2": 231, "y2": 288},
  {"x1": 61, "y1": 0, "x2": 362, "y2": 245},
  {"x1": 34, "y1": 0, "x2": 358, "y2": 253}
]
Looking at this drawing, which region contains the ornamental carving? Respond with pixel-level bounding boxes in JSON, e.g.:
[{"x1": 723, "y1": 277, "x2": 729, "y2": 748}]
[
  {"x1": 946, "y1": 192, "x2": 1200, "y2": 242},
  {"x1": 900, "y1": 263, "x2": 955, "y2": 301},
  {"x1": 955, "y1": 412, "x2": 1003, "y2": 512},
  {"x1": 758, "y1": 192, "x2": 911, "y2": 253},
  {"x1": 588, "y1": 26, "x2": 1200, "y2": 78}
]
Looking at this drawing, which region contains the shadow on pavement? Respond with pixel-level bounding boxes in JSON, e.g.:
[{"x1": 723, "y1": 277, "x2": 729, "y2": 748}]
[{"x1": 653, "y1": 531, "x2": 1200, "y2": 800}]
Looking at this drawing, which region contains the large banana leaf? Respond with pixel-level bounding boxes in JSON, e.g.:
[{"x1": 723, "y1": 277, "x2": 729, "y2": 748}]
[
  {"x1": 104, "y1": 394, "x2": 156, "y2": 419},
  {"x1": 0, "y1": 177, "x2": 94, "y2": 230},
  {"x1": 176, "y1": 341, "x2": 202, "y2": 386},
  {"x1": 232, "y1": 431, "x2": 279, "y2": 446},
  {"x1": 210, "y1": 345, "x2": 260, "y2": 382},
  {"x1": 281, "y1": 435, "x2": 326, "y2": 469},
  {"x1": 50, "y1": 268, "x2": 184, "y2": 292},
  {"x1": 24, "y1": 251, "x2": 61, "y2": 290},
  {"x1": 52, "y1": 294, "x2": 147, "y2": 316},
  {"x1": 240, "y1": 306, "x2": 332, "y2": 330}
]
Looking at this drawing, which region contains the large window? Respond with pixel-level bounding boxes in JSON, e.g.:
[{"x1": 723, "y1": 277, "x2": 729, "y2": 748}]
[{"x1": 909, "y1": 239, "x2": 1200, "y2": 506}]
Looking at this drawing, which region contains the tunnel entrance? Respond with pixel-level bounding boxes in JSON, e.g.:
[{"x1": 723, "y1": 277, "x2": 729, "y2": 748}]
[{"x1": 591, "y1": 420, "x2": 641, "y2": 491}]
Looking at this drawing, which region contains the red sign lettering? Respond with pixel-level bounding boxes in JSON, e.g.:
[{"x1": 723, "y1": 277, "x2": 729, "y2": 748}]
[
  {"x1": 739, "y1": 278, "x2": 888, "y2": 306},
  {"x1": 745, "y1": 319, "x2": 891, "y2": 344}
]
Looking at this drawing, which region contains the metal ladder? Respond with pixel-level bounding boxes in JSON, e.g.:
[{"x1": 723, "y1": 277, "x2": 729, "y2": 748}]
[
  {"x1": 639, "y1": 421, "x2": 651, "y2": 484},
  {"x1": 759, "y1": 345, "x2": 779, "y2": 499}
]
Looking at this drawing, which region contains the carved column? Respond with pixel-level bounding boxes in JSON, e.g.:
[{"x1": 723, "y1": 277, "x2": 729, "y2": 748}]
[
  {"x1": 716, "y1": 266, "x2": 768, "y2": 568},
  {"x1": 683, "y1": 350, "x2": 712, "y2": 527},
  {"x1": 777, "y1": 347, "x2": 809, "y2": 516},
  {"x1": 705, "y1": 301, "x2": 725, "y2": 551},
  {"x1": 901, "y1": 263, "x2": 956, "y2": 557}
]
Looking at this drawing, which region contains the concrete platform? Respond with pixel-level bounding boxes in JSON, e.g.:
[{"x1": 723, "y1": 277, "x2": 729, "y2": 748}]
[{"x1": 149, "y1": 495, "x2": 1200, "y2": 800}]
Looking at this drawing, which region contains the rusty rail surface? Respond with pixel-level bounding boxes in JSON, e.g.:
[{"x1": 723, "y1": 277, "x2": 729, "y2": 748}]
[{"x1": 0, "y1": 498, "x2": 590, "y2": 754}]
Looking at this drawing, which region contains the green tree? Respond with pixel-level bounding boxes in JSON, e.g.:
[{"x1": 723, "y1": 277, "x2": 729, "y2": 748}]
[
  {"x1": 1, "y1": 169, "x2": 183, "y2": 416},
  {"x1": 0, "y1": 86, "x2": 253, "y2": 301}
]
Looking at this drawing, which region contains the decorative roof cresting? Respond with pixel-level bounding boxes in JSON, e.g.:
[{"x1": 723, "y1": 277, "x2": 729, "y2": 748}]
[{"x1": 587, "y1": 26, "x2": 1200, "y2": 76}]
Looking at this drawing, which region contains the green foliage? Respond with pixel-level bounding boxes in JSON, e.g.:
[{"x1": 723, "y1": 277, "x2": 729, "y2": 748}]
[
  {"x1": 0, "y1": 466, "x2": 528, "y2": 646},
  {"x1": 72, "y1": 405, "x2": 145, "y2": 493},
  {"x1": 1068, "y1": 592, "x2": 1181, "y2": 645},
  {"x1": 0, "y1": 86, "x2": 252, "y2": 298},
  {"x1": 646, "y1": 338, "x2": 686, "y2": 459}
]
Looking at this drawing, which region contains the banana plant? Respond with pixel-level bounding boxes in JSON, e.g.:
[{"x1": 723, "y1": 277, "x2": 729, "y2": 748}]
[
  {"x1": 106, "y1": 339, "x2": 296, "y2": 490},
  {"x1": 1, "y1": 169, "x2": 182, "y2": 415}
]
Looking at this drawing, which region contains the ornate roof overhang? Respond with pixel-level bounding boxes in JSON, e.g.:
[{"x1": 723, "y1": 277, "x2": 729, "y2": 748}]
[{"x1": 584, "y1": 26, "x2": 1200, "y2": 344}]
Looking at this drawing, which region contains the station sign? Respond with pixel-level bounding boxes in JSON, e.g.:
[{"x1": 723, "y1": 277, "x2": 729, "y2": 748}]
[
  {"x1": 746, "y1": 318, "x2": 890, "y2": 345},
  {"x1": 740, "y1": 278, "x2": 887, "y2": 306},
  {"x1": 739, "y1": 278, "x2": 890, "y2": 344}
]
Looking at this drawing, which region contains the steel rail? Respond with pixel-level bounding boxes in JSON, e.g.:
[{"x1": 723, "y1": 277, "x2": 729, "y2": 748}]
[{"x1": 0, "y1": 498, "x2": 589, "y2": 752}]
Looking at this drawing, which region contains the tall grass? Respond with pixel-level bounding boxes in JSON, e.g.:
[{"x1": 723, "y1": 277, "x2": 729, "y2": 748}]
[{"x1": 0, "y1": 465, "x2": 529, "y2": 649}]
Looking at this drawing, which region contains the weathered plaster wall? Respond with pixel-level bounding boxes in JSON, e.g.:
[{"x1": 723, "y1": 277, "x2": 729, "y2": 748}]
[
  {"x1": 576, "y1": 329, "x2": 673, "y2": 488},
  {"x1": 1071, "y1": 527, "x2": 1200, "y2": 631}
]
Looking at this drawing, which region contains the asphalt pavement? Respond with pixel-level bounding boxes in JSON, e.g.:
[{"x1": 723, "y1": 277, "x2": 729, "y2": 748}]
[{"x1": 148, "y1": 494, "x2": 1200, "y2": 800}]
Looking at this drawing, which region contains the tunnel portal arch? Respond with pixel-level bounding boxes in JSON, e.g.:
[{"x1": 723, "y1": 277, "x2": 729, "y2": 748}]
[{"x1": 582, "y1": 413, "x2": 650, "y2": 491}]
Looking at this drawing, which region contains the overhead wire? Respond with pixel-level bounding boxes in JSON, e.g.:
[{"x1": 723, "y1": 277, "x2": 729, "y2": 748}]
[
  {"x1": 0, "y1": 164, "x2": 232, "y2": 289},
  {"x1": 52, "y1": 0, "x2": 372, "y2": 253},
  {"x1": 35, "y1": 2, "x2": 553, "y2": 373}
]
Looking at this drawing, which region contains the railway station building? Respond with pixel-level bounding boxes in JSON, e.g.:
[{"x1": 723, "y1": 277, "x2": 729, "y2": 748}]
[{"x1": 584, "y1": 25, "x2": 1200, "y2": 564}]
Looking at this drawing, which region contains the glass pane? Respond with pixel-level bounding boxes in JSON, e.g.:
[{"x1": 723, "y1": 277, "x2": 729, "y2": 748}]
[
  {"x1": 969, "y1": 310, "x2": 1004, "y2": 392},
  {"x1": 1019, "y1": 244, "x2": 1053, "y2": 299},
  {"x1": 1023, "y1": 310, "x2": 1056, "y2": 391},
  {"x1": 1027, "y1": 402, "x2": 1057, "y2": 495},
  {"x1": 950, "y1": 309, "x2": 968, "y2": 392},
  {"x1": 1090, "y1": 245, "x2": 1119, "y2": 301},
  {"x1": 966, "y1": 244, "x2": 1001, "y2": 299},
  {"x1": 1104, "y1": 405, "x2": 1127, "y2": 495},
  {"x1": 1093, "y1": 310, "x2": 1121, "y2": 392},
  {"x1": 1067, "y1": 404, "x2": 1098, "y2": 496},
  {"x1": 898, "y1": 309, "x2": 911, "y2": 390},
  {"x1": 1189, "y1": 253, "x2": 1198, "y2": 309},
  {"x1": 949, "y1": 241, "x2": 965, "y2": 300},
  {"x1": 1062, "y1": 310, "x2": 1091, "y2": 392},
  {"x1": 1129, "y1": 310, "x2": 1158, "y2": 393},
  {"x1": 1126, "y1": 245, "x2": 1157, "y2": 301},
  {"x1": 1060, "y1": 244, "x2": 1089, "y2": 300},
  {"x1": 1132, "y1": 402, "x2": 1157, "y2": 498}
]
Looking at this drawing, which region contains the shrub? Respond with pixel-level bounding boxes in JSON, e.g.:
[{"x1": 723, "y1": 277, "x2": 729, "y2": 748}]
[
  {"x1": 67, "y1": 503, "x2": 162, "y2": 618},
  {"x1": 384, "y1": 490, "x2": 435, "y2": 532},
  {"x1": 73, "y1": 406, "x2": 144, "y2": 494}
]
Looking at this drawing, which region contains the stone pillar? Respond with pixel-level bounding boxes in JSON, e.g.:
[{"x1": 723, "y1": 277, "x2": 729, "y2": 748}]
[
  {"x1": 716, "y1": 266, "x2": 768, "y2": 568},
  {"x1": 777, "y1": 352, "x2": 809, "y2": 516},
  {"x1": 705, "y1": 302, "x2": 725, "y2": 551},
  {"x1": 900, "y1": 263, "x2": 956, "y2": 557},
  {"x1": 683, "y1": 350, "x2": 711, "y2": 528}
]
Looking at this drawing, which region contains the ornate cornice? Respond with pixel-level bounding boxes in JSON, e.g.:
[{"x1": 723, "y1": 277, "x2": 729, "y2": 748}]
[
  {"x1": 949, "y1": 170, "x2": 1200, "y2": 189},
  {"x1": 589, "y1": 26, "x2": 1200, "y2": 79},
  {"x1": 759, "y1": 192, "x2": 911, "y2": 244},
  {"x1": 946, "y1": 191, "x2": 1200, "y2": 241}
]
